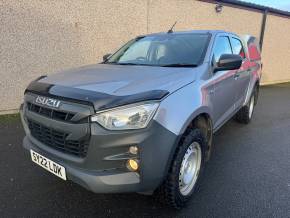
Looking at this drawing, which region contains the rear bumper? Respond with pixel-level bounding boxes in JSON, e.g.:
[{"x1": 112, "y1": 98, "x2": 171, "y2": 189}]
[{"x1": 21, "y1": 108, "x2": 179, "y2": 193}]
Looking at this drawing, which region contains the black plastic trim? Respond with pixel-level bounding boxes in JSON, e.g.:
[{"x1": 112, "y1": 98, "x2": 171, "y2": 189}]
[{"x1": 25, "y1": 81, "x2": 169, "y2": 111}]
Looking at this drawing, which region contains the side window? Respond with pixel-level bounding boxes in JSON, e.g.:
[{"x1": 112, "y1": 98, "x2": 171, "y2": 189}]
[
  {"x1": 212, "y1": 36, "x2": 232, "y2": 62},
  {"x1": 231, "y1": 38, "x2": 246, "y2": 58}
]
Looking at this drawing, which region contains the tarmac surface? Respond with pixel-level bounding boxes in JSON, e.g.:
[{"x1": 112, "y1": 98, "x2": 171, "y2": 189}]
[{"x1": 1, "y1": 83, "x2": 290, "y2": 217}]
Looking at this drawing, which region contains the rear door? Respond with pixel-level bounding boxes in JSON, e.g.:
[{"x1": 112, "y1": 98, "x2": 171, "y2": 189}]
[
  {"x1": 230, "y1": 36, "x2": 251, "y2": 107},
  {"x1": 210, "y1": 35, "x2": 236, "y2": 129}
]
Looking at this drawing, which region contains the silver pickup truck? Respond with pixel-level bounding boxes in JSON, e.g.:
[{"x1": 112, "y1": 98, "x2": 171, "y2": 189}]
[{"x1": 20, "y1": 30, "x2": 262, "y2": 209}]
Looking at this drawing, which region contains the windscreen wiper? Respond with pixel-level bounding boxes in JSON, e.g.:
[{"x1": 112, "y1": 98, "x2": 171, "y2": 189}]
[
  {"x1": 117, "y1": 63, "x2": 140, "y2": 65},
  {"x1": 116, "y1": 63, "x2": 157, "y2": 66},
  {"x1": 161, "y1": 63, "x2": 198, "y2": 68},
  {"x1": 103, "y1": 62, "x2": 139, "y2": 65}
]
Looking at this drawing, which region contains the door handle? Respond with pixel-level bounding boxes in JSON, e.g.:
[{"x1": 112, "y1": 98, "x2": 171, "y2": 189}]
[{"x1": 234, "y1": 74, "x2": 240, "y2": 79}]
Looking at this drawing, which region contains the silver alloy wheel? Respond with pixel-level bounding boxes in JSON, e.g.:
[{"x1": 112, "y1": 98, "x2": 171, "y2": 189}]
[
  {"x1": 249, "y1": 95, "x2": 255, "y2": 119},
  {"x1": 179, "y1": 142, "x2": 202, "y2": 196}
]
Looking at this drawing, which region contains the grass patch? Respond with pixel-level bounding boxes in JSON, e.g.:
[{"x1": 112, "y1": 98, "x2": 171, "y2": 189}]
[{"x1": 0, "y1": 113, "x2": 20, "y2": 124}]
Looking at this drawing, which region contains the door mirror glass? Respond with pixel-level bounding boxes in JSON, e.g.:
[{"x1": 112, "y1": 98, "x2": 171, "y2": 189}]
[
  {"x1": 214, "y1": 54, "x2": 242, "y2": 72},
  {"x1": 103, "y1": 53, "x2": 111, "y2": 62}
]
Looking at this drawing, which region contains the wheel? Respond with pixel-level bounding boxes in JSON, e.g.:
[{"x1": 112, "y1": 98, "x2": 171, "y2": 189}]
[
  {"x1": 235, "y1": 87, "x2": 257, "y2": 124},
  {"x1": 159, "y1": 128, "x2": 206, "y2": 209}
]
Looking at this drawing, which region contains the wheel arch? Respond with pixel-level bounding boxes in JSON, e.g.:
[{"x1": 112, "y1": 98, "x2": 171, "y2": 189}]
[
  {"x1": 164, "y1": 111, "x2": 214, "y2": 177},
  {"x1": 182, "y1": 112, "x2": 213, "y2": 161},
  {"x1": 244, "y1": 77, "x2": 260, "y2": 106},
  {"x1": 254, "y1": 79, "x2": 260, "y2": 104},
  {"x1": 178, "y1": 106, "x2": 212, "y2": 135}
]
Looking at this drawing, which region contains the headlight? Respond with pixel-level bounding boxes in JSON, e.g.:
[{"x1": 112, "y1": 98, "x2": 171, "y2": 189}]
[{"x1": 91, "y1": 102, "x2": 159, "y2": 130}]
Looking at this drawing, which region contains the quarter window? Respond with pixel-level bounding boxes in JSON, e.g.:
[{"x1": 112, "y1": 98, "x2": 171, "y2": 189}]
[
  {"x1": 231, "y1": 38, "x2": 246, "y2": 58},
  {"x1": 212, "y1": 36, "x2": 232, "y2": 62}
]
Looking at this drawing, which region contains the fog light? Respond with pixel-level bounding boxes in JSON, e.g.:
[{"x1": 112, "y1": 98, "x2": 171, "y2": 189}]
[
  {"x1": 127, "y1": 159, "x2": 139, "y2": 171},
  {"x1": 129, "y1": 146, "x2": 138, "y2": 155}
]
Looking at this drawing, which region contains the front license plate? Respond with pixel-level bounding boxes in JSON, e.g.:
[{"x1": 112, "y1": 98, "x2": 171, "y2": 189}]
[{"x1": 30, "y1": 150, "x2": 67, "y2": 180}]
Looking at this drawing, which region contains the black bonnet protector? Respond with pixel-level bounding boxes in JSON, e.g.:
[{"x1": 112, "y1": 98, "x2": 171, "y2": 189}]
[{"x1": 25, "y1": 81, "x2": 169, "y2": 111}]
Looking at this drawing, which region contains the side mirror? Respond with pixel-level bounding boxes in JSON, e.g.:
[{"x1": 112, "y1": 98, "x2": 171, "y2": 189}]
[
  {"x1": 214, "y1": 54, "x2": 242, "y2": 72},
  {"x1": 103, "y1": 53, "x2": 111, "y2": 62}
]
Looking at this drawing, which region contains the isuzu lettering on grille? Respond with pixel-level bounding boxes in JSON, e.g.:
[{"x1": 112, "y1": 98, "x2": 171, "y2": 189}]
[{"x1": 35, "y1": 96, "x2": 61, "y2": 108}]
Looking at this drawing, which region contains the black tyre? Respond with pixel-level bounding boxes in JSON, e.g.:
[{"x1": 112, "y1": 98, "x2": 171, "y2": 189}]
[
  {"x1": 159, "y1": 128, "x2": 206, "y2": 209},
  {"x1": 235, "y1": 87, "x2": 257, "y2": 124}
]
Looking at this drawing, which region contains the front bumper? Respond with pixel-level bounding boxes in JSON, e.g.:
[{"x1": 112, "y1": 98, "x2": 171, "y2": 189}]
[
  {"x1": 21, "y1": 107, "x2": 179, "y2": 193},
  {"x1": 23, "y1": 136, "x2": 142, "y2": 193}
]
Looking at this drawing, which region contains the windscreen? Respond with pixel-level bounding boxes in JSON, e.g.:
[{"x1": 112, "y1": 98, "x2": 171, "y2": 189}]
[{"x1": 105, "y1": 33, "x2": 210, "y2": 67}]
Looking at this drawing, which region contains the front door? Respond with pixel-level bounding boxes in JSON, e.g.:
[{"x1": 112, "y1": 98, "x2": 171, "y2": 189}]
[
  {"x1": 210, "y1": 35, "x2": 237, "y2": 129},
  {"x1": 230, "y1": 37, "x2": 251, "y2": 107}
]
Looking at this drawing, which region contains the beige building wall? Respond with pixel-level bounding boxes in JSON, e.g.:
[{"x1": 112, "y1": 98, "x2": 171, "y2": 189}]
[
  {"x1": 261, "y1": 14, "x2": 290, "y2": 84},
  {"x1": 0, "y1": 0, "x2": 148, "y2": 114},
  {"x1": 0, "y1": 0, "x2": 289, "y2": 114},
  {"x1": 148, "y1": 0, "x2": 262, "y2": 37}
]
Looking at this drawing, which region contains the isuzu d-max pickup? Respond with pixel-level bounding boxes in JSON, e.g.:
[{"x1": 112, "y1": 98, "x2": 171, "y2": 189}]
[{"x1": 20, "y1": 30, "x2": 262, "y2": 209}]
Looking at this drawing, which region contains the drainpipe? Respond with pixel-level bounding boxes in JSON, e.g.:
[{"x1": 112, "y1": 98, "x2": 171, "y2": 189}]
[{"x1": 259, "y1": 10, "x2": 268, "y2": 52}]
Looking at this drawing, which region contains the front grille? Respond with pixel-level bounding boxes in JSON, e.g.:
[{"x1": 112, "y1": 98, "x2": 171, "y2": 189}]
[
  {"x1": 28, "y1": 119, "x2": 89, "y2": 157},
  {"x1": 27, "y1": 102, "x2": 75, "y2": 122}
]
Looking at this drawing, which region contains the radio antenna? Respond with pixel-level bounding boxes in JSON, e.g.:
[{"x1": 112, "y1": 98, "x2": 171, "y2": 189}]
[{"x1": 167, "y1": 21, "x2": 177, "y2": 33}]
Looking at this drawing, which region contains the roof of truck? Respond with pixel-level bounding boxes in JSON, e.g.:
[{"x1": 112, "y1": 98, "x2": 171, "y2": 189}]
[{"x1": 141, "y1": 30, "x2": 240, "y2": 37}]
